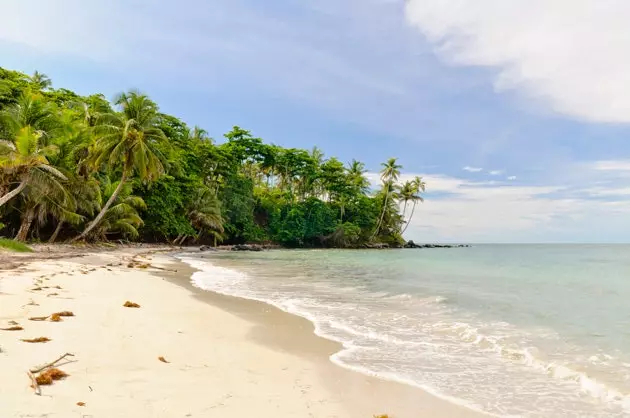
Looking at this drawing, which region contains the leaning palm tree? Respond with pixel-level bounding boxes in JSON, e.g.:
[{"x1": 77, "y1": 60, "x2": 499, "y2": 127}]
[
  {"x1": 401, "y1": 176, "x2": 426, "y2": 235},
  {"x1": 75, "y1": 91, "x2": 168, "y2": 240},
  {"x1": 91, "y1": 178, "x2": 146, "y2": 241},
  {"x1": 0, "y1": 126, "x2": 67, "y2": 208},
  {"x1": 372, "y1": 158, "x2": 402, "y2": 238}
]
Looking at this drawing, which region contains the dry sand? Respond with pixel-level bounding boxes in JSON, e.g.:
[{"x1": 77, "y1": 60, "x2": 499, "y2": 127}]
[{"x1": 0, "y1": 248, "x2": 484, "y2": 417}]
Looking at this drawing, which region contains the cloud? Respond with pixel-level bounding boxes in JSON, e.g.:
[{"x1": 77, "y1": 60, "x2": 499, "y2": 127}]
[
  {"x1": 591, "y1": 160, "x2": 630, "y2": 172},
  {"x1": 489, "y1": 170, "x2": 503, "y2": 176},
  {"x1": 507, "y1": 176, "x2": 517, "y2": 181},
  {"x1": 405, "y1": 1, "x2": 630, "y2": 123},
  {"x1": 463, "y1": 166, "x2": 483, "y2": 173}
]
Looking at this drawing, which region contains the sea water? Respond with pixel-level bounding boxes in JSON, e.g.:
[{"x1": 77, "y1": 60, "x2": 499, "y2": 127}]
[{"x1": 178, "y1": 245, "x2": 630, "y2": 417}]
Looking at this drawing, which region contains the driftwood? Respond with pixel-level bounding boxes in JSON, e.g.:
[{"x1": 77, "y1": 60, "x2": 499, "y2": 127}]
[
  {"x1": 30, "y1": 352, "x2": 75, "y2": 374},
  {"x1": 27, "y1": 371, "x2": 41, "y2": 395}
]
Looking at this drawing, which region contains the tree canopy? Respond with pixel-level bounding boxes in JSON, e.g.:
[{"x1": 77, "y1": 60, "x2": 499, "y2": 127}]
[{"x1": 0, "y1": 67, "x2": 425, "y2": 247}]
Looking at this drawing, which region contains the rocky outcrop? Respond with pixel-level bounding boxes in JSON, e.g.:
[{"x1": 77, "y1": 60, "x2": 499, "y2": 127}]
[
  {"x1": 231, "y1": 244, "x2": 264, "y2": 252},
  {"x1": 404, "y1": 240, "x2": 470, "y2": 249}
]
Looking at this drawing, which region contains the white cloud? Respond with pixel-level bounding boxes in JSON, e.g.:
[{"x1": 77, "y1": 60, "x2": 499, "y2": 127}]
[
  {"x1": 507, "y1": 176, "x2": 517, "y2": 181},
  {"x1": 463, "y1": 166, "x2": 483, "y2": 173},
  {"x1": 591, "y1": 160, "x2": 630, "y2": 172},
  {"x1": 489, "y1": 170, "x2": 503, "y2": 176},
  {"x1": 405, "y1": 1, "x2": 630, "y2": 123}
]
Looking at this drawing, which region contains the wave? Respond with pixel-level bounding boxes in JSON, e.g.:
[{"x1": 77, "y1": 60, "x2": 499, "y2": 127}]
[{"x1": 176, "y1": 254, "x2": 630, "y2": 417}]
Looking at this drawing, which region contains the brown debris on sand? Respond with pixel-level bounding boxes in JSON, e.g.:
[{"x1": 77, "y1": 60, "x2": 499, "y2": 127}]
[
  {"x1": 123, "y1": 301, "x2": 141, "y2": 308},
  {"x1": 55, "y1": 311, "x2": 75, "y2": 317},
  {"x1": 158, "y1": 356, "x2": 169, "y2": 363},
  {"x1": 29, "y1": 316, "x2": 49, "y2": 321},
  {"x1": 22, "y1": 337, "x2": 51, "y2": 343},
  {"x1": 50, "y1": 313, "x2": 62, "y2": 322},
  {"x1": 1, "y1": 326, "x2": 24, "y2": 331},
  {"x1": 77, "y1": 402, "x2": 86, "y2": 406},
  {"x1": 34, "y1": 368, "x2": 68, "y2": 386}
]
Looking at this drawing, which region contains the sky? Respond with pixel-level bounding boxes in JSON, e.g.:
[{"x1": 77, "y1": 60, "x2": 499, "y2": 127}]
[{"x1": 2, "y1": 0, "x2": 630, "y2": 243}]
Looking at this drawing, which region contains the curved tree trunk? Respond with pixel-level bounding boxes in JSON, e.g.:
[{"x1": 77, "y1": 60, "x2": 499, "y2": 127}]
[
  {"x1": 0, "y1": 180, "x2": 27, "y2": 208},
  {"x1": 401, "y1": 201, "x2": 417, "y2": 235},
  {"x1": 49, "y1": 220, "x2": 64, "y2": 243},
  {"x1": 74, "y1": 169, "x2": 128, "y2": 241},
  {"x1": 16, "y1": 206, "x2": 36, "y2": 242},
  {"x1": 371, "y1": 186, "x2": 391, "y2": 238}
]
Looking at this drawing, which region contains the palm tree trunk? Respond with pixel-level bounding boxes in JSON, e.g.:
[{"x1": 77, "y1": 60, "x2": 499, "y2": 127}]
[
  {"x1": 15, "y1": 206, "x2": 36, "y2": 242},
  {"x1": 372, "y1": 188, "x2": 391, "y2": 239},
  {"x1": 49, "y1": 220, "x2": 64, "y2": 243},
  {"x1": 401, "y1": 201, "x2": 417, "y2": 235},
  {"x1": 74, "y1": 169, "x2": 128, "y2": 241},
  {"x1": 0, "y1": 180, "x2": 27, "y2": 208}
]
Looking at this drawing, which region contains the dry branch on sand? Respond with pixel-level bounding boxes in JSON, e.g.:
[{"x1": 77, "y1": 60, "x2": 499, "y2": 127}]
[
  {"x1": 55, "y1": 311, "x2": 75, "y2": 317},
  {"x1": 123, "y1": 301, "x2": 141, "y2": 308},
  {"x1": 22, "y1": 337, "x2": 51, "y2": 343},
  {"x1": 29, "y1": 316, "x2": 49, "y2": 321},
  {"x1": 30, "y1": 352, "x2": 75, "y2": 374},
  {"x1": 1, "y1": 326, "x2": 24, "y2": 331}
]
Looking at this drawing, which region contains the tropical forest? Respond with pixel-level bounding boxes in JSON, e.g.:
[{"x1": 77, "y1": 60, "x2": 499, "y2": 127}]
[{"x1": 0, "y1": 68, "x2": 426, "y2": 248}]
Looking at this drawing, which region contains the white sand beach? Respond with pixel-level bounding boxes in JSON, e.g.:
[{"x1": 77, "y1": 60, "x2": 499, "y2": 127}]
[{"x1": 0, "y1": 248, "x2": 483, "y2": 418}]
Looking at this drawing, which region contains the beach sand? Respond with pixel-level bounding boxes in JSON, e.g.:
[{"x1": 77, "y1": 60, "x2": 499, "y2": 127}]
[{"x1": 0, "y1": 248, "x2": 484, "y2": 417}]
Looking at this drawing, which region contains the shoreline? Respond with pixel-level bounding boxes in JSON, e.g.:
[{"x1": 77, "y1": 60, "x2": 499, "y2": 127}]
[
  {"x1": 167, "y1": 253, "x2": 487, "y2": 418},
  {"x1": 0, "y1": 247, "x2": 483, "y2": 417}
]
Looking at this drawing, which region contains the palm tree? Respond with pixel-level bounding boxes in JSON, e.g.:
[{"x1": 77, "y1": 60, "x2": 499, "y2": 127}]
[
  {"x1": 49, "y1": 176, "x2": 101, "y2": 242},
  {"x1": 372, "y1": 158, "x2": 402, "y2": 238},
  {"x1": 399, "y1": 180, "x2": 415, "y2": 219},
  {"x1": 180, "y1": 187, "x2": 224, "y2": 246},
  {"x1": 91, "y1": 178, "x2": 146, "y2": 241},
  {"x1": 347, "y1": 159, "x2": 370, "y2": 194},
  {"x1": 401, "y1": 176, "x2": 426, "y2": 235},
  {"x1": 31, "y1": 71, "x2": 52, "y2": 90},
  {"x1": 0, "y1": 126, "x2": 67, "y2": 208},
  {"x1": 75, "y1": 91, "x2": 168, "y2": 240}
]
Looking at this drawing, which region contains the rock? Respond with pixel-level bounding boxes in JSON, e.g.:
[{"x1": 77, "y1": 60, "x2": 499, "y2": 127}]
[
  {"x1": 231, "y1": 244, "x2": 264, "y2": 252},
  {"x1": 199, "y1": 245, "x2": 217, "y2": 252},
  {"x1": 364, "y1": 243, "x2": 390, "y2": 249}
]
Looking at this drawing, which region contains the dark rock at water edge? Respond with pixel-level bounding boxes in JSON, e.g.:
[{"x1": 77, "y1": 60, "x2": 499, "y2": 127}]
[
  {"x1": 231, "y1": 244, "x2": 264, "y2": 252},
  {"x1": 404, "y1": 240, "x2": 470, "y2": 249},
  {"x1": 199, "y1": 245, "x2": 218, "y2": 252}
]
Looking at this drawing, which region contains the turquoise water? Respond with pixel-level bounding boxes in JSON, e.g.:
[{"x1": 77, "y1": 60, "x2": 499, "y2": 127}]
[{"x1": 179, "y1": 245, "x2": 630, "y2": 417}]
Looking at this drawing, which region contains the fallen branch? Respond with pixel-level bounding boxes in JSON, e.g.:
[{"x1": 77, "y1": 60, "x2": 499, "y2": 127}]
[
  {"x1": 27, "y1": 371, "x2": 41, "y2": 396},
  {"x1": 30, "y1": 353, "x2": 75, "y2": 374}
]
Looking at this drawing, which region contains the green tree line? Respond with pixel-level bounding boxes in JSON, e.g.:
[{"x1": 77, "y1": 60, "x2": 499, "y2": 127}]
[{"x1": 0, "y1": 68, "x2": 425, "y2": 247}]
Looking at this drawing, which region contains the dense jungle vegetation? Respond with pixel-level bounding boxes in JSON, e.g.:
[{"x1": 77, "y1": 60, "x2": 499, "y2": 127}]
[{"x1": 0, "y1": 68, "x2": 425, "y2": 248}]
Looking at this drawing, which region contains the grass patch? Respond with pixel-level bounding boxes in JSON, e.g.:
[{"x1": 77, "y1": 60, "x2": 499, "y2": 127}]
[{"x1": 0, "y1": 238, "x2": 33, "y2": 253}]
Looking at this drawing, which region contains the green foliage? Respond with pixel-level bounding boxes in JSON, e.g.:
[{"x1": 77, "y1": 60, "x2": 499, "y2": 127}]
[
  {"x1": 0, "y1": 66, "x2": 425, "y2": 247},
  {"x1": 0, "y1": 238, "x2": 33, "y2": 252}
]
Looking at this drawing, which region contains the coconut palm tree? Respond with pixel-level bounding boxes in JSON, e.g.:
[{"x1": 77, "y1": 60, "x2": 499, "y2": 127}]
[
  {"x1": 0, "y1": 126, "x2": 67, "y2": 208},
  {"x1": 347, "y1": 159, "x2": 370, "y2": 194},
  {"x1": 75, "y1": 91, "x2": 168, "y2": 240},
  {"x1": 91, "y1": 177, "x2": 146, "y2": 241},
  {"x1": 401, "y1": 176, "x2": 426, "y2": 235},
  {"x1": 180, "y1": 187, "x2": 224, "y2": 245},
  {"x1": 372, "y1": 158, "x2": 402, "y2": 238},
  {"x1": 31, "y1": 71, "x2": 52, "y2": 90}
]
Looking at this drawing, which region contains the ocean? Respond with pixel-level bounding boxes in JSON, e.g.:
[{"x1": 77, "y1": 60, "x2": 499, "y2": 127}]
[{"x1": 177, "y1": 245, "x2": 630, "y2": 417}]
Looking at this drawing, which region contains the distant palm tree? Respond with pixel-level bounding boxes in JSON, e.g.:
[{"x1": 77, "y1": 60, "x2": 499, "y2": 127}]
[
  {"x1": 401, "y1": 176, "x2": 426, "y2": 235},
  {"x1": 372, "y1": 158, "x2": 402, "y2": 238},
  {"x1": 31, "y1": 71, "x2": 52, "y2": 90},
  {"x1": 185, "y1": 187, "x2": 224, "y2": 245},
  {"x1": 347, "y1": 159, "x2": 370, "y2": 194},
  {"x1": 75, "y1": 91, "x2": 168, "y2": 240}
]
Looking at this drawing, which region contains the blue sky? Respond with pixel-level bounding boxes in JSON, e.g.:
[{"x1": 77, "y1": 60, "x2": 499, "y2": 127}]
[{"x1": 2, "y1": 0, "x2": 630, "y2": 243}]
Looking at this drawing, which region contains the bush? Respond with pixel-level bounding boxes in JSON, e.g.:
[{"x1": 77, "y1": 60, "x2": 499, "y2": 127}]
[{"x1": 0, "y1": 238, "x2": 33, "y2": 252}]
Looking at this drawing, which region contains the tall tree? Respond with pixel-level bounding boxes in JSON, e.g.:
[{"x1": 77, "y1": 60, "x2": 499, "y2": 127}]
[
  {"x1": 372, "y1": 158, "x2": 402, "y2": 238},
  {"x1": 401, "y1": 176, "x2": 426, "y2": 235},
  {"x1": 75, "y1": 91, "x2": 167, "y2": 240}
]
